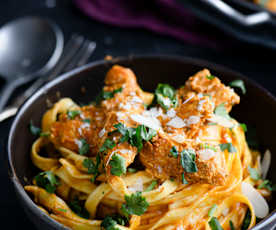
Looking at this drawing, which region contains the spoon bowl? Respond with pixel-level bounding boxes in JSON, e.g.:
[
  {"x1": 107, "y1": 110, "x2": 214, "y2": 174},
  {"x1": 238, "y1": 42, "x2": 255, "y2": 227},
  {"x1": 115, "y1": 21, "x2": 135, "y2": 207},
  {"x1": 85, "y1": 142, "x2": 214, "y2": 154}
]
[{"x1": 0, "y1": 17, "x2": 63, "y2": 111}]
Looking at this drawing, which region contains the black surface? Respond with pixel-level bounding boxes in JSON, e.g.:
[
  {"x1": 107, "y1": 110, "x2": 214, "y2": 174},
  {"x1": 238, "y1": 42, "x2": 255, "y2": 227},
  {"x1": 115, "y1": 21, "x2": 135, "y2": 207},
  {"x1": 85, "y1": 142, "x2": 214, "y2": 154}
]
[{"x1": 1, "y1": 0, "x2": 276, "y2": 229}]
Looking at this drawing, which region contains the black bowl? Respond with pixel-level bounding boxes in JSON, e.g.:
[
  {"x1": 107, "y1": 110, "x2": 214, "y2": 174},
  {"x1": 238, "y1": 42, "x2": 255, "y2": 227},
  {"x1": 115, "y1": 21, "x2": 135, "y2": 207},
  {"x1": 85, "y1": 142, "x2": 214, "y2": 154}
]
[{"x1": 7, "y1": 55, "x2": 276, "y2": 229}]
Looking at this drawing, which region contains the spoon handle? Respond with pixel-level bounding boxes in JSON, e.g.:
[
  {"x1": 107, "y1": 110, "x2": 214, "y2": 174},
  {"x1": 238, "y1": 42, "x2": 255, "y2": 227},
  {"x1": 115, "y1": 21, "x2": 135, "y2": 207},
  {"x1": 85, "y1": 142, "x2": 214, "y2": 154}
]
[{"x1": 0, "y1": 81, "x2": 20, "y2": 112}]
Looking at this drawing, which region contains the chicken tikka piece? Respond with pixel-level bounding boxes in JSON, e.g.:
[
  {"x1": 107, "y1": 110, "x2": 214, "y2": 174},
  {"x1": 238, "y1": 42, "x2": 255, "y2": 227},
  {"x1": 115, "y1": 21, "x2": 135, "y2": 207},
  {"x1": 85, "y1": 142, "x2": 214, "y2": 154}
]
[{"x1": 49, "y1": 65, "x2": 242, "y2": 186}]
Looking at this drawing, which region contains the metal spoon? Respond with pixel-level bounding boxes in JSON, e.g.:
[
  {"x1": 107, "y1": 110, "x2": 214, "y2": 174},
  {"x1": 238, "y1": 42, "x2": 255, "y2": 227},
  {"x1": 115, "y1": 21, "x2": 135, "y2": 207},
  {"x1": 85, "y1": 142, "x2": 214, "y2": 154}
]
[{"x1": 0, "y1": 16, "x2": 64, "y2": 111}]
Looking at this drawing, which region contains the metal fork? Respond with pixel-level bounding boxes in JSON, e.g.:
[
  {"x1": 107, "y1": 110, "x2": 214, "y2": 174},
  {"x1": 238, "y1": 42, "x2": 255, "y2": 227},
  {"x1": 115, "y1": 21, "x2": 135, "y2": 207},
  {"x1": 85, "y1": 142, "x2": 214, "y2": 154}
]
[{"x1": 0, "y1": 34, "x2": 96, "y2": 122}]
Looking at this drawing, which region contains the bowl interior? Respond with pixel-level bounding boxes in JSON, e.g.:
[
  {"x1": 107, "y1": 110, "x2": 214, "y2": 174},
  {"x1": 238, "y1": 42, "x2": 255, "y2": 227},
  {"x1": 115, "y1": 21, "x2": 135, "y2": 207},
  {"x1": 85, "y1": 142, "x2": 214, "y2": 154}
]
[{"x1": 8, "y1": 56, "x2": 276, "y2": 229}]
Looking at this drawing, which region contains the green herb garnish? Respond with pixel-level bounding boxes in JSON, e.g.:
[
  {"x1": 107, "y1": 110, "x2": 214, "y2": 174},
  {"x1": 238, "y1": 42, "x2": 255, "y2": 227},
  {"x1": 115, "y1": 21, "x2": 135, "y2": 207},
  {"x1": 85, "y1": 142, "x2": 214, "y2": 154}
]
[
  {"x1": 127, "y1": 168, "x2": 137, "y2": 173},
  {"x1": 100, "y1": 138, "x2": 116, "y2": 152},
  {"x1": 83, "y1": 155, "x2": 101, "y2": 182},
  {"x1": 95, "y1": 87, "x2": 123, "y2": 104},
  {"x1": 208, "y1": 217, "x2": 223, "y2": 230},
  {"x1": 214, "y1": 103, "x2": 231, "y2": 120},
  {"x1": 57, "y1": 208, "x2": 67, "y2": 212},
  {"x1": 180, "y1": 149, "x2": 198, "y2": 173},
  {"x1": 258, "y1": 180, "x2": 276, "y2": 191},
  {"x1": 206, "y1": 75, "x2": 215, "y2": 80},
  {"x1": 154, "y1": 83, "x2": 178, "y2": 110},
  {"x1": 247, "y1": 166, "x2": 261, "y2": 180},
  {"x1": 34, "y1": 171, "x2": 59, "y2": 193},
  {"x1": 182, "y1": 173, "x2": 188, "y2": 184},
  {"x1": 219, "y1": 143, "x2": 237, "y2": 153},
  {"x1": 110, "y1": 153, "x2": 126, "y2": 176},
  {"x1": 83, "y1": 118, "x2": 91, "y2": 124},
  {"x1": 29, "y1": 120, "x2": 41, "y2": 136},
  {"x1": 200, "y1": 143, "x2": 217, "y2": 152},
  {"x1": 241, "y1": 209, "x2": 251, "y2": 230},
  {"x1": 169, "y1": 146, "x2": 178, "y2": 158},
  {"x1": 67, "y1": 110, "x2": 81, "y2": 119},
  {"x1": 240, "y1": 123, "x2": 247, "y2": 132},
  {"x1": 208, "y1": 204, "x2": 218, "y2": 217},
  {"x1": 229, "y1": 79, "x2": 246, "y2": 94},
  {"x1": 121, "y1": 192, "x2": 149, "y2": 217},
  {"x1": 144, "y1": 180, "x2": 158, "y2": 192},
  {"x1": 229, "y1": 220, "x2": 235, "y2": 230},
  {"x1": 40, "y1": 131, "x2": 50, "y2": 137},
  {"x1": 78, "y1": 138, "x2": 90, "y2": 155},
  {"x1": 69, "y1": 198, "x2": 89, "y2": 219}
]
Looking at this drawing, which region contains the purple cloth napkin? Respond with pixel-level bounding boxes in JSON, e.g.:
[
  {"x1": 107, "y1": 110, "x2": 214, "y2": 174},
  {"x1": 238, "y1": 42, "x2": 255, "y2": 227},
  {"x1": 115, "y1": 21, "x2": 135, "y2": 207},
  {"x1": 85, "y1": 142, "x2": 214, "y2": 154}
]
[{"x1": 74, "y1": 0, "x2": 228, "y2": 48}]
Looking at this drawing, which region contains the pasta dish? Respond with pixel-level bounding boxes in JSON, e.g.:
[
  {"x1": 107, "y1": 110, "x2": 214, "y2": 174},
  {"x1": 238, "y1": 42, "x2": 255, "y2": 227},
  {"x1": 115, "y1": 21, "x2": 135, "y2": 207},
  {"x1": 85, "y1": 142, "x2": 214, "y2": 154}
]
[{"x1": 25, "y1": 65, "x2": 274, "y2": 230}]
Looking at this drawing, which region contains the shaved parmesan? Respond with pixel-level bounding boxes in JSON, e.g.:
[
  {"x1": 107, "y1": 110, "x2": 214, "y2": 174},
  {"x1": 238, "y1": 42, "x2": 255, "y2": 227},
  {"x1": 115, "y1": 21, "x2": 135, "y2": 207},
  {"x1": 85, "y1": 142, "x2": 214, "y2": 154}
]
[
  {"x1": 261, "y1": 149, "x2": 271, "y2": 179},
  {"x1": 208, "y1": 115, "x2": 233, "y2": 128},
  {"x1": 128, "y1": 177, "x2": 144, "y2": 193},
  {"x1": 166, "y1": 109, "x2": 176, "y2": 118},
  {"x1": 167, "y1": 116, "x2": 186, "y2": 128},
  {"x1": 241, "y1": 182, "x2": 269, "y2": 218},
  {"x1": 198, "y1": 149, "x2": 216, "y2": 161},
  {"x1": 186, "y1": 116, "x2": 200, "y2": 125},
  {"x1": 171, "y1": 134, "x2": 186, "y2": 143},
  {"x1": 130, "y1": 114, "x2": 162, "y2": 131}
]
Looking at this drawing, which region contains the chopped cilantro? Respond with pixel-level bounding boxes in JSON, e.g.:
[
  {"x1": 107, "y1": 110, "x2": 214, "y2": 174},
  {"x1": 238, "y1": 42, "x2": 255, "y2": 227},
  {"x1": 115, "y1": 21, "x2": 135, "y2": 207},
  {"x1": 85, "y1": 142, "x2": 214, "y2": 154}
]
[
  {"x1": 258, "y1": 180, "x2": 276, "y2": 191},
  {"x1": 83, "y1": 155, "x2": 101, "y2": 182},
  {"x1": 110, "y1": 153, "x2": 126, "y2": 176},
  {"x1": 78, "y1": 138, "x2": 90, "y2": 155},
  {"x1": 69, "y1": 198, "x2": 89, "y2": 219},
  {"x1": 180, "y1": 149, "x2": 198, "y2": 173},
  {"x1": 154, "y1": 83, "x2": 178, "y2": 110},
  {"x1": 247, "y1": 166, "x2": 261, "y2": 180},
  {"x1": 206, "y1": 75, "x2": 215, "y2": 80},
  {"x1": 214, "y1": 103, "x2": 231, "y2": 120},
  {"x1": 241, "y1": 209, "x2": 251, "y2": 230},
  {"x1": 144, "y1": 180, "x2": 158, "y2": 192},
  {"x1": 169, "y1": 146, "x2": 178, "y2": 158},
  {"x1": 29, "y1": 120, "x2": 41, "y2": 136},
  {"x1": 219, "y1": 143, "x2": 237, "y2": 153},
  {"x1": 83, "y1": 118, "x2": 91, "y2": 124},
  {"x1": 208, "y1": 217, "x2": 223, "y2": 230},
  {"x1": 121, "y1": 192, "x2": 149, "y2": 217},
  {"x1": 34, "y1": 171, "x2": 59, "y2": 193},
  {"x1": 95, "y1": 87, "x2": 122, "y2": 105},
  {"x1": 67, "y1": 110, "x2": 81, "y2": 119},
  {"x1": 100, "y1": 139, "x2": 116, "y2": 152},
  {"x1": 127, "y1": 168, "x2": 137, "y2": 173},
  {"x1": 229, "y1": 79, "x2": 246, "y2": 94},
  {"x1": 208, "y1": 204, "x2": 218, "y2": 217},
  {"x1": 113, "y1": 123, "x2": 156, "y2": 152},
  {"x1": 101, "y1": 216, "x2": 119, "y2": 230},
  {"x1": 200, "y1": 143, "x2": 217, "y2": 152},
  {"x1": 182, "y1": 173, "x2": 188, "y2": 184},
  {"x1": 40, "y1": 132, "x2": 50, "y2": 137},
  {"x1": 57, "y1": 208, "x2": 67, "y2": 212},
  {"x1": 240, "y1": 123, "x2": 247, "y2": 132},
  {"x1": 229, "y1": 220, "x2": 235, "y2": 230}
]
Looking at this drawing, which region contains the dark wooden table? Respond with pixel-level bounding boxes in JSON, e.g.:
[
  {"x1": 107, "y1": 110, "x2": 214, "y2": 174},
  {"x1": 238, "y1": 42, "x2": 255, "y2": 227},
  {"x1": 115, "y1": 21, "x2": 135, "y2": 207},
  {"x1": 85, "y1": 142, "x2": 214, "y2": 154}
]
[{"x1": 0, "y1": 0, "x2": 275, "y2": 228}]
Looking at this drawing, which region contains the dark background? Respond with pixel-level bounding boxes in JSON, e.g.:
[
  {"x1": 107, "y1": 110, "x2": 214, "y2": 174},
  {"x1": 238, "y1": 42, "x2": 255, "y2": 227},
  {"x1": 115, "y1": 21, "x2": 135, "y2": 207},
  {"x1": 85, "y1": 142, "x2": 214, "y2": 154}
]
[{"x1": 0, "y1": 0, "x2": 275, "y2": 228}]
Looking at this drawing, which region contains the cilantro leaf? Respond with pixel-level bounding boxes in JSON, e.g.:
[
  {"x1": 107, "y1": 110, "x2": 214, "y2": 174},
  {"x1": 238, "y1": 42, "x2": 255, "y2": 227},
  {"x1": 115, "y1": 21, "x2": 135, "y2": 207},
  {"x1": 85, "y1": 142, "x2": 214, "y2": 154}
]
[
  {"x1": 208, "y1": 217, "x2": 223, "y2": 230},
  {"x1": 29, "y1": 120, "x2": 41, "y2": 136},
  {"x1": 214, "y1": 103, "x2": 231, "y2": 120},
  {"x1": 100, "y1": 139, "x2": 116, "y2": 152},
  {"x1": 57, "y1": 208, "x2": 67, "y2": 212},
  {"x1": 206, "y1": 75, "x2": 215, "y2": 80},
  {"x1": 95, "y1": 87, "x2": 122, "y2": 105},
  {"x1": 208, "y1": 204, "x2": 218, "y2": 217},
  {"x1": 200, "y1": 143, "x2": 217, "y2": 152},
  {"x1": 229, "y1": 79, "x2": 246, "y2": 94},
  {"x1": 247, "y1": 166, "x2": 261, "y2": 180},
  {"x1": 144, "y1": 180, "x2": 158, "y2": 192},
  {"x1": 40, "y1": 132, "x2": 50, "y2": 137},
  {"x1": 241, "y1": 209, "x2": 251, "y2": 230},
  {"x1": 34, "y1": 171, "x2": 59, "y2": 193},
  {"x1": 121, "y1": 192, "x2": 149, "y2": 217},
  {"x1": 154, "y1": 83, "x2": 178, "y2": 110},
  {"x1": 69, "y1": 198, "x2": 89, "y2": 219},
  {"x1": 110, "y1": 153, "x2": 126, "y2": 176},
  {"x1": 169, "y1": 146, "x2": 178, "y2": 158},
  {"x1": 180, "y1": 149, "x2": 198, "y2": 173},
  {"x1": 101, "y1": 216, "x2": 119, "y2": 230},
  {"x1": 127, "y1": 168, "x2": 137, "y2": 173},
  {"x1": 78, "y1": 138, "x2": 90, "y2": 155},
  {"x1": 83, "y1": 155, "x2": 101, "y2": 182},
  {"x1": 258, "y1": 179, "x2": 276, "y2": 191},
  {"x1": 83, "y1": 118, "x2": 91, "y2": 124},
  {"x1": 182, "y1": 173, "x2": 188, "y2": 184},
  {"x1": 229, "y1": 220, "x2": 235, "y2": 230},
  {"x1": 219, "y1": 143, "x2": 237, "y2": 153},
  {"x1": 240, "y1": 123, "x2": 247, "y2": 132},
  {"x1": 140, "y1": 125, "x2": 157, "y2": 141},
  {"x1": 67, "y1": 110, "x2": 81, "y2": 119}
]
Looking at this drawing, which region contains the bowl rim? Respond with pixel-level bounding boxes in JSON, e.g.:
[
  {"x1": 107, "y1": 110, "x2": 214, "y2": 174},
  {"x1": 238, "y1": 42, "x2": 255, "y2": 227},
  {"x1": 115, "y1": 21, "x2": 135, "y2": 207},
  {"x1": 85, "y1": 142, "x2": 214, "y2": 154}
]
[{"x1": 7, "y1": 54, "x2": 276, "y2": 229}]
